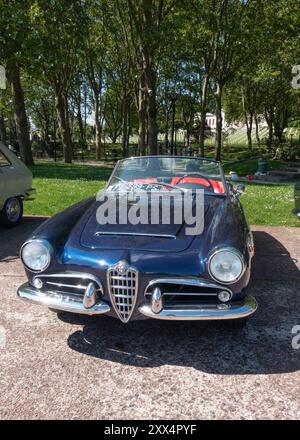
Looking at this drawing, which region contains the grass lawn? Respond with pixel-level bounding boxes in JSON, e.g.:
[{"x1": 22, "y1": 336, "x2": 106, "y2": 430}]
[
  {"x1": 223, "y1": 159, "x2": 287, "y2": 176},
  {"x1": 25, "y1": 162, "x2": 112, "y2": 217},
  {"x1": 24, "y1": 161, "x2": 299, "y2": 227},
  {"x1": 240, "y1": 184, "x2": 298, "y2": 227}
]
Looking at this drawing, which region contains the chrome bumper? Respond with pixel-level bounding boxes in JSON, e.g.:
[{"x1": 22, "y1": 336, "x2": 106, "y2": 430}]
[
  {"x1": 18, "y1": 282, "x2": 257, "y2": 321},
  {"x1": 138, "y1": 296, "x2": 257, "y2": 320},
  {"x1": 17, "y1": 283, "x2": 110, "y2": 315}
]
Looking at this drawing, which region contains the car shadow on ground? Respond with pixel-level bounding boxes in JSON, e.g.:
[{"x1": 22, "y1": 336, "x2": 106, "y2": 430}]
[
  {"x1": 0, "y1": 217, "x2": 47, "y2": 263},
  {"x1": 61, "y1": 231, "x2": 300, "y2": 375}
]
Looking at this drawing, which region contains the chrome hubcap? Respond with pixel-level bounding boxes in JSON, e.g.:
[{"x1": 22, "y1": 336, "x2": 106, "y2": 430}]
[{"x1": 6, "y1": 198, "x2": 21, "y2": 222}]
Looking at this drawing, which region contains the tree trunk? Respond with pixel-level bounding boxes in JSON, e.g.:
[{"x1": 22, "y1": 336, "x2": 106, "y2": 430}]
[
  {"x1": 138, "y1": 73, "x2": 147, "y2": 156},
  {"x1": 214, "y1": 82, "x2": 223, "y2": 161},
  {"x1": 127, "y1": 114, "x2": 131, "y2": 155},
  {"x1": 164, "y1": 108, "x2": 169, "y2": 151},
  {"x1": 63, "y1": 91, "x2": 74, "y2": 159},
  {"x1": 242, "y1": 89, "x2": 253, "y2": 150},
  {"x1": 265, "y1": 109, "x2": 274, "y2": 148},
  {"x1": 93, "y1": 90, "x2": 102, "y2": 161},
  {"x1": 54, "y1": 86, "x2": 73, "y2": 163},
  {"x1": 246, "y1": 121, "x2": 253, "y2": 150},
  {"x1": 144, "y1": 59, "x2": 158, "y2": 155},
  {"x1": 274, "y1": 109, "x2": 288, "y2": 144},
  {"x1": 275, "y1": 126, "x2": 284, "y2": 144},
  {"x1": 76, "y1": 94, "x2": 85, "y2": 148},
  {"x1": 41, "y1": 113, "x2": 50, "y2": 145},
  {"x1": 187, "y1": 128, "x2": 190, "y2": 146},
  {"x1": 254, "y1": 114, "x2": 260, "y2": 146},
  {"x1": 199, "y1": 74, "x2": 209, "y2": 157},
  {"x1": 245, "y1": 114, "x2": 253, "y2": 150},
  {"x1": 7, "y1": 59, "x2": 33, "y2": 165},
  {"x1": 0, "y1": 114, "x2": 7, "y2": 143},
  {"x1": 147, "y1": 92, "x2": 158, "y2": 154},
  {"x1": 122, "y1": 94, "x2": 130, "y2": 158},
  {"x1": 268, "y1": 124, "x2": 273, "y2": 147}
]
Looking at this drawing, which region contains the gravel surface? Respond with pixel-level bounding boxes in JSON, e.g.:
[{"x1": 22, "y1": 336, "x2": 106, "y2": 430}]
[{"x1": 0, "y1": 218, "x2": 299, "y2": 420}]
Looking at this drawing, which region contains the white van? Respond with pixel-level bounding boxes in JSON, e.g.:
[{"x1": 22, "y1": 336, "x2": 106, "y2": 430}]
[{"x1": 0, "y1": 141, "x2": 35, "y2": 227}]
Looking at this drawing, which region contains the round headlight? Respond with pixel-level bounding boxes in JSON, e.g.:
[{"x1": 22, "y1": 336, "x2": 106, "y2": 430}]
[
  {"x1": 208, "y1": 248, "x2": 245, "y2": 284},
  {"x1": 21, "y1": 240, "x2": 52, "y2": 272}
]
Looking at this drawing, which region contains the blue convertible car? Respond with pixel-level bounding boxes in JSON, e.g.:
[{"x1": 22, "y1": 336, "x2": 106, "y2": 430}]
[{"x1": 17, "y1": 156, "x2": 257, "y2": 325}]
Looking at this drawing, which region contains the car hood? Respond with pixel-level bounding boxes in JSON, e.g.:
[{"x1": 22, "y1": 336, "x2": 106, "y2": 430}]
[{"x1": 78, "y1": 192, "x2": 216, "y2": 253}]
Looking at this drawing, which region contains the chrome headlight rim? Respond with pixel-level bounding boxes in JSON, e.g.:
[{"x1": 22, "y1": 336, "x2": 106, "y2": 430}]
[
  {"x1": 208, "y1": 247, "x2": 246, "y2": 285},
  {"x1": 20, "y1": 239, "x2": 52, "y2": 273}
]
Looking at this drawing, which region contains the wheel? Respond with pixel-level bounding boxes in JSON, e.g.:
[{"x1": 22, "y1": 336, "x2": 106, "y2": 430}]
[
  {"x1": 0, "y1": 197, "x2": 23, "y2": 227},
  {"x1": 49, "y1": 308, "x2": 59, "y2": 314}
]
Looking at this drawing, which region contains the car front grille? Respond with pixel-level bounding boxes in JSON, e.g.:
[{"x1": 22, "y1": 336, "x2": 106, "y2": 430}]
[{"x1": 107, "y1": 262, "x2": 138, "y2": 323}]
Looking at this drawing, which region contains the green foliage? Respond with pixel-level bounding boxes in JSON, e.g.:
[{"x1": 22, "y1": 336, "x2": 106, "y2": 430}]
[{"x1": 1, "y1": 0, "x2": 300, "y2": 161}]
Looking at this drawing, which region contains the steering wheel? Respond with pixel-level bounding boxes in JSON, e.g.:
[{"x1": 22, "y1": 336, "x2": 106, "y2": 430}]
[{"x1": 176, "y1": 172, "x2": 214, "y2": 190}]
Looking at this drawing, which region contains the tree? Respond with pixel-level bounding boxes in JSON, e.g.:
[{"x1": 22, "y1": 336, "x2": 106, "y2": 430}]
[
  {"x1": 209, "y1": 0, "x2": 256, "y2": 160},
  {"x1": 26, "y1": 82, "x2": 55, "y2": 147},
  {"x1": 116, "y1": 0, "x2": 180, "y2": 155},
  {"x1": 30, "y1": 0, "x2": 86, "y2": 163},
  {"x1": 82, "y1": 1, "x2": 112, "y2": 160},
  {"x1": 188, "y1": 0, "x2": 220, "y2": 156},
  {"x1": 0, "y1": 0, "x2": 34, "y2": 164}
]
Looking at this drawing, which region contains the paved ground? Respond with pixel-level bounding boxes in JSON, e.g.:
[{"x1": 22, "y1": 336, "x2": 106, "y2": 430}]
[{"x1": 0, "y1": 219, "x2": 299, "y2": 420}]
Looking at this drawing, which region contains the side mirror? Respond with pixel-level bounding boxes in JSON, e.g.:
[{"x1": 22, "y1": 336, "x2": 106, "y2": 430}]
[{"x1": 236, "y1": 184, "x2": 245, "y2": 193}]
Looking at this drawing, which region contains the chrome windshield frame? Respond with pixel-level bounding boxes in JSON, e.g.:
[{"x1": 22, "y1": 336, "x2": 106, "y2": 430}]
[{"x1": 105, "y1": 156, "x2": 228, "y2": 196}]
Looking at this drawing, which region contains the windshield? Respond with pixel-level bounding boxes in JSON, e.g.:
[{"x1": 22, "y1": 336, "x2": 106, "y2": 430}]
[{"x1": 107, "y1": 156, "x2": 226, "y2": 194}]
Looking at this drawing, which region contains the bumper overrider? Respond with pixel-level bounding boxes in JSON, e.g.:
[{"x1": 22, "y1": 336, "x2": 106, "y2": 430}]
[{"x1": 17, "y1": 269, "x2": 257, "y2": 322}]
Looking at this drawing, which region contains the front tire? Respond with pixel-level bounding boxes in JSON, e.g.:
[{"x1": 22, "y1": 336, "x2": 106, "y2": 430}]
[{"x1": 0, "y1": 197, "x2": 23, "y2": 228}]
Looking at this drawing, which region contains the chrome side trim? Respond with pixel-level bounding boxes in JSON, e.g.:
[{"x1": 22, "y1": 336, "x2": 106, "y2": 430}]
[
  {"x1": 157, "y1": 291, "x2": 218, "y2": 296},
  {"x1": 144, "y1": 278, "x2": 232, "y2": 295},
  {"x1": 139, "y1": 296, "x2": 257, "y2": 321},
  {"x1": 35, "y1": 271, "x2": 102, "y2": 282},
  {"x1": 34, "y1": 272, "x2": 103, "y2": 293},
  {"x1": 95, "y1": 231, "x2": 176, "y2": 239},
  {"x1": 46, "y1": 281, "x2": 87, "y2": 290},
  {"x1": 17, "y1": 283, "x2": 110, "y2": 316}
]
